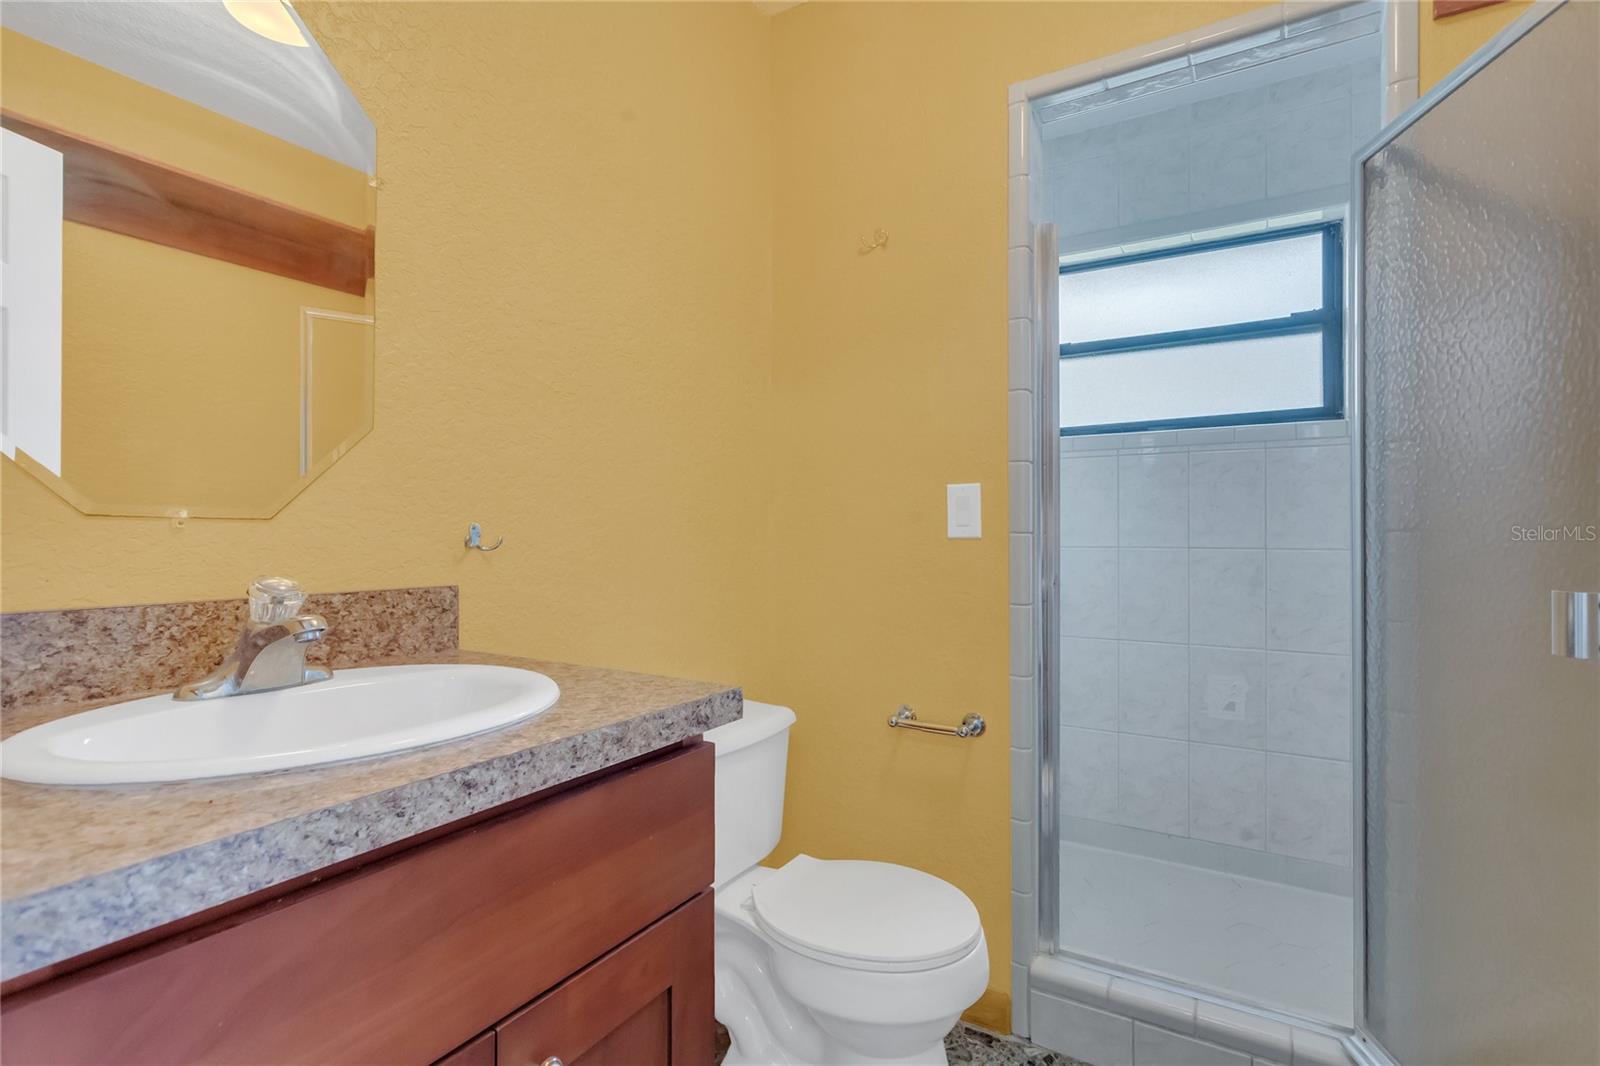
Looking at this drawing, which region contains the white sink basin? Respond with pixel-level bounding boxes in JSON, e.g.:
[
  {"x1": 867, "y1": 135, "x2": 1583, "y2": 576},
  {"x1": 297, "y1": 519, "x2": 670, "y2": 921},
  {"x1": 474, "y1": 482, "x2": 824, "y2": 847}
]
[{"x1": 0, "y1": 664, "x2": 561, "y2": 786}]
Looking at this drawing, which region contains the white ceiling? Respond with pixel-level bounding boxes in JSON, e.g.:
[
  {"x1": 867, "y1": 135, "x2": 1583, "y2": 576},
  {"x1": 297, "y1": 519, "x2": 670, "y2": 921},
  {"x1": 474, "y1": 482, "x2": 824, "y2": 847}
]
[{"x1": 1, "y1": 1, "x2": 374, "y2": 174}]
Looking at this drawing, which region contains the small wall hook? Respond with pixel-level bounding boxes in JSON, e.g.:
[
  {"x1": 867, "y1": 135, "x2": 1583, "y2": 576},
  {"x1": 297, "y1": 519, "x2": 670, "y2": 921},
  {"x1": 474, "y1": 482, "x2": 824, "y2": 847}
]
[
  {"x1": 464, "y1": 523, "x2": 504, "y2": 552},
  {"x1": 858, "y1": 228, "x2": 889, "y2": 255}
]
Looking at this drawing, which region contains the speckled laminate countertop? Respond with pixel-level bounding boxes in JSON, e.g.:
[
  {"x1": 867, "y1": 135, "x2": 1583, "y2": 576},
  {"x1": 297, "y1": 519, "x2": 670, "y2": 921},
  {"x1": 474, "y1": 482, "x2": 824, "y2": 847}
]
[{"x1": 0, "y1": 650, "x2": 741, "y2": 983}]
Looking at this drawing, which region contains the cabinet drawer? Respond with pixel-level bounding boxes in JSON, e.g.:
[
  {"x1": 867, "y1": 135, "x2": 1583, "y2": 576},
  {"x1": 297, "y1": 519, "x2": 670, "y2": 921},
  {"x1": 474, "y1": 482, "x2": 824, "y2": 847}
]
[
  {"x1": 435, "y1": 1031, "x2": 495, "y2": 1066},
  {"x1": 495, "y1": 893, "x2": 712, "y2": 1066},
  {"x1": 1, "y1": 742, "x2": 713, "y2": 1066}
]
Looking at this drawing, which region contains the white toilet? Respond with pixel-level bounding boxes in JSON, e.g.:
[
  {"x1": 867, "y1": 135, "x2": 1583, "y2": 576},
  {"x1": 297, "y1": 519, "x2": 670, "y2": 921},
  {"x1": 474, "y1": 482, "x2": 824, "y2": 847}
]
[{"x1": 707, "y1": 701, "x2": 988, "y2": 1066}]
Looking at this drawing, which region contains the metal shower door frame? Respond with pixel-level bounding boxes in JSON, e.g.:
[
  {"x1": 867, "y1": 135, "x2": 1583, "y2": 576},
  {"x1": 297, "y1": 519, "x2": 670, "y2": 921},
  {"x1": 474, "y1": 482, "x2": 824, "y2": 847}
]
[{"x1": 1343, "y1": 4, "x2": 1570, "y2": 1062}]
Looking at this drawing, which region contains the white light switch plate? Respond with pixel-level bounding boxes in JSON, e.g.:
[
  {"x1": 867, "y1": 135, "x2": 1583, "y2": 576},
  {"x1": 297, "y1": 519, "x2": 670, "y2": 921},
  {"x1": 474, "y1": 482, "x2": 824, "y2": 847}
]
[{"x1": 947, "y1": 483, "x2": 981, "y2": 539}]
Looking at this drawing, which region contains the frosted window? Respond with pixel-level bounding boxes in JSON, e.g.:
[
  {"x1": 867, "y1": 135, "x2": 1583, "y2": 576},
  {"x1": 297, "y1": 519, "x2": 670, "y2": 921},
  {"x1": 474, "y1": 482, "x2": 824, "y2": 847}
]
[
  {"x1": 1061, "y1": 333, "x2": 1324, "y2": 429},
  {"x1": 1060, "y1": 233, "x2": 1324, "y2": 344},
  {"x1": 1058, "y1": 224, "x2": 1340, "y2": 433}
]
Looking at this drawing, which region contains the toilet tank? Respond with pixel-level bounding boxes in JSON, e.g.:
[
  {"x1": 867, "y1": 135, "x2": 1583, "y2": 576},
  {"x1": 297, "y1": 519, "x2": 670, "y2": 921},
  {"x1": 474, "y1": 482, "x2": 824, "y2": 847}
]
[{"x1": 705, "y1": 700, "x2": 796, "y2": 887}]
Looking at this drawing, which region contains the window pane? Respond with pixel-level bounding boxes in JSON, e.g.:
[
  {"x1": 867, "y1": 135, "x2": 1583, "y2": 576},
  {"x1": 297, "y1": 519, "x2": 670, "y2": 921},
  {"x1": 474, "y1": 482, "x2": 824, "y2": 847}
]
[
  {"x1": 1060, "y1": 233, "x2": 1324, "y2": 344},
  {"x1": 1060, "y1": 332, "x2": 1324, "y2": 429}
]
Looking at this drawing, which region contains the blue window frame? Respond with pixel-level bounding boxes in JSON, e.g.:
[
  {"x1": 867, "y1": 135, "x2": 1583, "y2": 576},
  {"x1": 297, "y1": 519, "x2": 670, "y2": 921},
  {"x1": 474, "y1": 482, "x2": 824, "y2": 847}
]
[{"x1": 1058, "y1": 222, "x2": 1344, "y2": 436}]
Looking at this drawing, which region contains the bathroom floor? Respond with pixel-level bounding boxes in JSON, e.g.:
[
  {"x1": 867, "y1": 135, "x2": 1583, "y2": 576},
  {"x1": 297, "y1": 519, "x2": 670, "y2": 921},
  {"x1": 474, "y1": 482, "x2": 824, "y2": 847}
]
[
  {"x1": 711, "y1": 1023, "x2": 1080, "y2": 1065},
  {"x1": 945, "y1": 1024, "x2": 1088, "y2": 1066},
  {"x1": 1058, "y1": 843, "x2": 1352, "y2": 1022}
]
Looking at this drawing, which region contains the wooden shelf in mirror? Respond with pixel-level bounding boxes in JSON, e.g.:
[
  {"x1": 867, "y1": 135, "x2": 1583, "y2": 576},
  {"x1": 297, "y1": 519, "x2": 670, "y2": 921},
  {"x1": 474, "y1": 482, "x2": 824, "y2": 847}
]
[
  {"x1": 1433, "y1": 0, "x2": 1505, "y2": 18},
  {"x1": 0, "y1": 110, "x2": 374, "y2": 297}
]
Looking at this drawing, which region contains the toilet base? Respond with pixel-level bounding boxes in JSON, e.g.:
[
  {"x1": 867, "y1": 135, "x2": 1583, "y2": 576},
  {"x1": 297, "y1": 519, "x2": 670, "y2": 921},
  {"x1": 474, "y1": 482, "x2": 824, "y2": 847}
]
[
  {"x1": 715, "y1": 866, "x2": 982, "y2": 1066},
  {"x1": 722, "y1": 1035, "x2": 948, "y2": 1066}
]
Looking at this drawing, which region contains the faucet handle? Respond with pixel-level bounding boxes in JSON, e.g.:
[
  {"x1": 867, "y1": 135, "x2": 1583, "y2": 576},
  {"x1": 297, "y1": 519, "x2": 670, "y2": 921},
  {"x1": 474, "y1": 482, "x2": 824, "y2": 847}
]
[{"x1": 248, "y1": 576, "x2": 308, "y2": 624}]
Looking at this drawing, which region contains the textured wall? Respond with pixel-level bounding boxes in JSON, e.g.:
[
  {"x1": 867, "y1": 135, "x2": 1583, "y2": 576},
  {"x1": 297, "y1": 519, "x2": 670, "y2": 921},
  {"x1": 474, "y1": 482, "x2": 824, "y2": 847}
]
[
  {"x1": 1419, "y1": 0, "x2": 1534, "y2": 90},
  {"x1": 0, "y1": 29, "x2": 370, "y2": 518},
  {"x1": 4, "y1": 0, "x2": 1526, "y2": 1029},
  {"x1": 1, "y1": 3, "x2": 777, "y2": 696},
  {"x1": 764, "y1": 1, "x2": 1272, "y2": 1026}
]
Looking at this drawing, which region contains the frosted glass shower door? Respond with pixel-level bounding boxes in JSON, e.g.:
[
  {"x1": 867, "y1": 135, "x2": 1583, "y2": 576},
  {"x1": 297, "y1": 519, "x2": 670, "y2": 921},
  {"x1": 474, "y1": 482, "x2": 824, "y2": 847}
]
[{"x1": 1359, "y1": 3, "x2": 1599, "y2": 1063}]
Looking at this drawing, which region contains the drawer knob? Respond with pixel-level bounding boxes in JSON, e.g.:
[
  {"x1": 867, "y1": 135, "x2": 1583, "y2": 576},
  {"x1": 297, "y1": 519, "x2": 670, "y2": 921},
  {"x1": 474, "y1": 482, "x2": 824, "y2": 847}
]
[{"x1": 539, "y1": 1058, "x2": 564, "y2": 1066}]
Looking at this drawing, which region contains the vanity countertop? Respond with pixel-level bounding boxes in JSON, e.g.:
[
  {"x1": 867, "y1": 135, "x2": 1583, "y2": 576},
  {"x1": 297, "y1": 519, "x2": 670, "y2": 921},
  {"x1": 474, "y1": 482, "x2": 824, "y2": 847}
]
[{"x1": 0, "y1": 650, "x2": 741, "y2": 984}]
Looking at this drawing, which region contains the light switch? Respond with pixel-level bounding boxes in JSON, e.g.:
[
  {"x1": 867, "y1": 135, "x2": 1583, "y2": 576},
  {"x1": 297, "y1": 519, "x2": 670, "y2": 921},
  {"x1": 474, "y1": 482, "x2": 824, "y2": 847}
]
[{"x1": 947, "y1": 483, "x2": 981, "y2": 539}]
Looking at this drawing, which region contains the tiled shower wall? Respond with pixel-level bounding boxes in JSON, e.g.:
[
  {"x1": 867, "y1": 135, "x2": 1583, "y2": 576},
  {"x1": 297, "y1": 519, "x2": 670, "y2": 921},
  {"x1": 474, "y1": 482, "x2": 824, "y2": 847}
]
[
  {"x1": 1044, "y1": 55, "x2": 1382, "y2": 256},
  {"x1": 1059, "y1": 421, "x2": 1354, "y2": 885}
]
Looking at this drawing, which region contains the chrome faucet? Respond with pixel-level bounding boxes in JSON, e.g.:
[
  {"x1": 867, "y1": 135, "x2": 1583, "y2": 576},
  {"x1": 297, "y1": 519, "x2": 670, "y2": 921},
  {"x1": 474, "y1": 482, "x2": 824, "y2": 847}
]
[{"x1": 175, "y1": 577, "x2": 331, "y2": 700}]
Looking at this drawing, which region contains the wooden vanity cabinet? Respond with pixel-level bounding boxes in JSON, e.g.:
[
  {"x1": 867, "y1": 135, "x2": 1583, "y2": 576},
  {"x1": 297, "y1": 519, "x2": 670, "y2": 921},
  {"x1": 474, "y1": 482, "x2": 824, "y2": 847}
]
[{"x1": 0, "y1": 742, "x2": 715, "y2": 1066}]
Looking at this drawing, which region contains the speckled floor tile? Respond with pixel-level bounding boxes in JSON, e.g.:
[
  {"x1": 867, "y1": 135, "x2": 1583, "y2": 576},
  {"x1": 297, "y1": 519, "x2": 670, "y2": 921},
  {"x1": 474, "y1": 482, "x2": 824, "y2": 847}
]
[
  {"x1": 945, "y1": 1023, "x2": 1086, "y2": 1066},
  {"x1": 713, "y1": 1022, "x2": 1081, "y2": 1065}
]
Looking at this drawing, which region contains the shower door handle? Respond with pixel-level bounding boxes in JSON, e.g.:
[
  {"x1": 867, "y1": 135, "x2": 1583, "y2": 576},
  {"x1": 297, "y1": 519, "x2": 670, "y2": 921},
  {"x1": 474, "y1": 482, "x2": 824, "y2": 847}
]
[{"x1": 1551, "y1": 591, "x2": 1599, "y2": 660}]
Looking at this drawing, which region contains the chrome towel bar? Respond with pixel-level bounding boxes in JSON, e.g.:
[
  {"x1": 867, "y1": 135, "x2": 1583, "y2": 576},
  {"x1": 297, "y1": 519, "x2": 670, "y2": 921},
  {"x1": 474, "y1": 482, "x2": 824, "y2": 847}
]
[{"x1": 887, "y1": 705, "x2": 986, "y2": 738}]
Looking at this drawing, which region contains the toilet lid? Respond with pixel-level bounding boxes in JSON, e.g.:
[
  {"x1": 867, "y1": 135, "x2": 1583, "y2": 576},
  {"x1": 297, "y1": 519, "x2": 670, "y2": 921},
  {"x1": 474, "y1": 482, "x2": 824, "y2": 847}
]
[{"x1": 750, "y1": 855, "x2": 983, "y2": 973}]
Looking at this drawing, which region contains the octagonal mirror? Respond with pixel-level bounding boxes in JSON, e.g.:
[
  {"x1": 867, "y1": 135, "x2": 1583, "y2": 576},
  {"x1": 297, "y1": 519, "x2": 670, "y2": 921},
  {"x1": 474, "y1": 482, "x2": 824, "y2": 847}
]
[{"x1": 0, "y1": 0, "x2": 376, "y2": 518}]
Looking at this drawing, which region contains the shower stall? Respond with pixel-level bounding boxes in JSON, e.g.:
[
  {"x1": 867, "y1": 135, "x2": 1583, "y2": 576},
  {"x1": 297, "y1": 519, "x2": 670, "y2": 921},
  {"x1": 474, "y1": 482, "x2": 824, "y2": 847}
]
[{"x1": 1007, "y1": 3, "x2": 1599, "y2": 1063}]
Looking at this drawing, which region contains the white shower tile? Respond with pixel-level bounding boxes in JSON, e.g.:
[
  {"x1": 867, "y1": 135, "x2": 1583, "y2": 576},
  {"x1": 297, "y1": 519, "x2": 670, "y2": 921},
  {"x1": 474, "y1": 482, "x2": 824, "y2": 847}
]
[
  {"x1": 1119, "y1": 641, "x2": 1189, "y2": 739},
  {"x1": 1109, "y1": 978, "x2": 1195, "y2": 1032},
  {"x1": 1266, "y1": 443, "x2": 1351, "y2": 549},
  {"x1": 1013, "y1": 816, "x2": 1036, "y2": 887},
  {"x1": 1268, "y1": 64, "x2": 1351, "y2": 110},
  {"x1": 1119, "y1": 452, "x2": 1189, "y2": 547},
  {"x1": 1011, "y1": 603, "x2": 1035, "y2": 678},
  {"x1": 1118, "y1": 734, "x2": 1188, "y2": 835},
  {"x1": 1119, "y1": 141, "x2": 1190, "y2": 226},
  {"x1": 1266, "y1": 550, "x2": 1352, "y2": 653},
  {"x1": 1063, "y1": 455, "x2": 1119, "y2": 547},
  {"x1": 1009, "y1": 175, "x2": 1033, "y2": 249},
  {"x1": 1009, "y1": 100, "x2": 1030, "y2": 177},
  {"x1": 1189, "y1": 549, "x2": 1266, "y2": 648},
  {"x1": 1289, "y1": 1028, "x2": 1349, "y2": 1066},
  {"x1": 1063, "y1": 637, "x2": 1120, "y2": 731},
  {"x1": 1136, "y1": 1023, "x2": 1251, "y2": 1066},
  {"x1": 1232, "y1": 423, "x2": 1297, "y2": 443},
  {"x1": 1011, "y1": 533, "x2": 1033, "y2": 606},
  {"x1": 1188, "y1": 646, "x2": 1266, "y2": 748},
  {"x1": 1189, "y1": 83, "x2": 1268, "y2": 128},
  {"x1": 1056, "y1": 155, "x2": 1120, "y2": 236},
  {"x1": 1190, "y1": 447, "x2": 1265, "y2": 548},
  {"x1": 1196, "y1": 1003, "x2": 1293, "y2": 1062},
  {"x1": 1384, "y1": 78, "x2": 1419, "y2": 125},
  {"x1": 1064, "y1": 548, "x2": 1119, "y2": 639},
  {"x1": 1266, "y1": 753, "x2": 1351, "y2": 866},
  {"x1": 1189, "y1": 743, "x2": 1266, "y2": 849},
  {"x1": 1266, "y1": 98, "x2": 1352, "y2": 198},
  {"x1": 1167, "y1": 428, "x2": 1235, "y2": 447},
  {"x1": 1266, "y1": 651, "x2": 1352, "y2": 759},
  {"x1": 1030, "y1": 994, "x2": 1134, "y2": 1066},
  {"x1": 1062, "y1": 727, "x2": 1119, "y2": 823},
  {"x1": 1010, "y1": 461, "x2": 1034, "y2": 534},
  {"x1": 1009, "y1": 318, "x2": 1035, "y2": 393},
  {"x1": 1012, "y1": 746, "x2": 1037, "y2": 822},
  {"x1": 1011, "y1": 962, "x2": 1032, "y2": 1035},
  {"x1": 1011, "y1": 675, "x2": 1038, "y2": 749},
  {"x1": 1294, "y1": 420, "x2": 1348, "y2": 440},
  {"x1": 1009, "y1": 246, "x2": 1034, "y2": 319},
  {"x1": 1190, "y1": 118, "x2": 1267, "y2": 213},
  {"x1": 1120, "y1": 548, "x2": 1189, "y2": 643},
  {"x1": 1010, "y1": 389, "x2": 1036, "y2": 463}
]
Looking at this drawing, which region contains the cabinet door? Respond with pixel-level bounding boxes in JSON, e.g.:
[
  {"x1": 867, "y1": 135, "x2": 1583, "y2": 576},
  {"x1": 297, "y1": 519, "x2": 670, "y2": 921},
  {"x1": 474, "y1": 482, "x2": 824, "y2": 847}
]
[
  {"x1": 495, "y1": 893, "x2": 712, "y2": 1066},
  {"x1": 434, "y1": 1031, "x2": 495, "y2": 1066}
]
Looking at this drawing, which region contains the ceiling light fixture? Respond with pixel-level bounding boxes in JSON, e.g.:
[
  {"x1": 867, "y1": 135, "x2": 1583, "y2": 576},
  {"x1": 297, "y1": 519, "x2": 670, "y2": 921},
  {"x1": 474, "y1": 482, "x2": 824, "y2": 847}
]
[{"x1": 223, "y1": 1, "x2": 308, "y2": 47}]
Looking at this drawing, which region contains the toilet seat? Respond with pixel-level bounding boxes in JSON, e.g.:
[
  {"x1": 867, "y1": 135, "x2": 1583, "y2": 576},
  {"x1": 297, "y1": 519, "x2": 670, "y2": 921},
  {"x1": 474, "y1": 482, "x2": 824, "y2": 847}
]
[{"x1": 750, "y1": 855, "x2": 982, "y2": 974}]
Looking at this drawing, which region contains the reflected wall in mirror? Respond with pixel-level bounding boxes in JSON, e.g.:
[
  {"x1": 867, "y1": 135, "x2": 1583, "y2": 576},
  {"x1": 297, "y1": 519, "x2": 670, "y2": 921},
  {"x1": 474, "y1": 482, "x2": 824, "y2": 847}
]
[{"x1": 0, "y1": 1, "x2": 376, "y2": 518}]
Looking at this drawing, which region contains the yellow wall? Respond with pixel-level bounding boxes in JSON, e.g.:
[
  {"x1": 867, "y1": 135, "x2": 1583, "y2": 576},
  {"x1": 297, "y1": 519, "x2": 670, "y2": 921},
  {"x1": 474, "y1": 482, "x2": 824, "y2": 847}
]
[
  {"x1": 1, "y1": 0, "x2": 778, "y2": 706},
  {"x1": 1, "y1": 29, "x2": 371, "y2": 517},
  {"x1": 1420, "y1": 1, "x2": 1535, "y2": 90},
  {"x1": 763, "y1": 1, "x2": 1271, "y2": 1026},
  {"x1": 2, "y1": 0, "x2": 1535, "y2": 1030}
]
